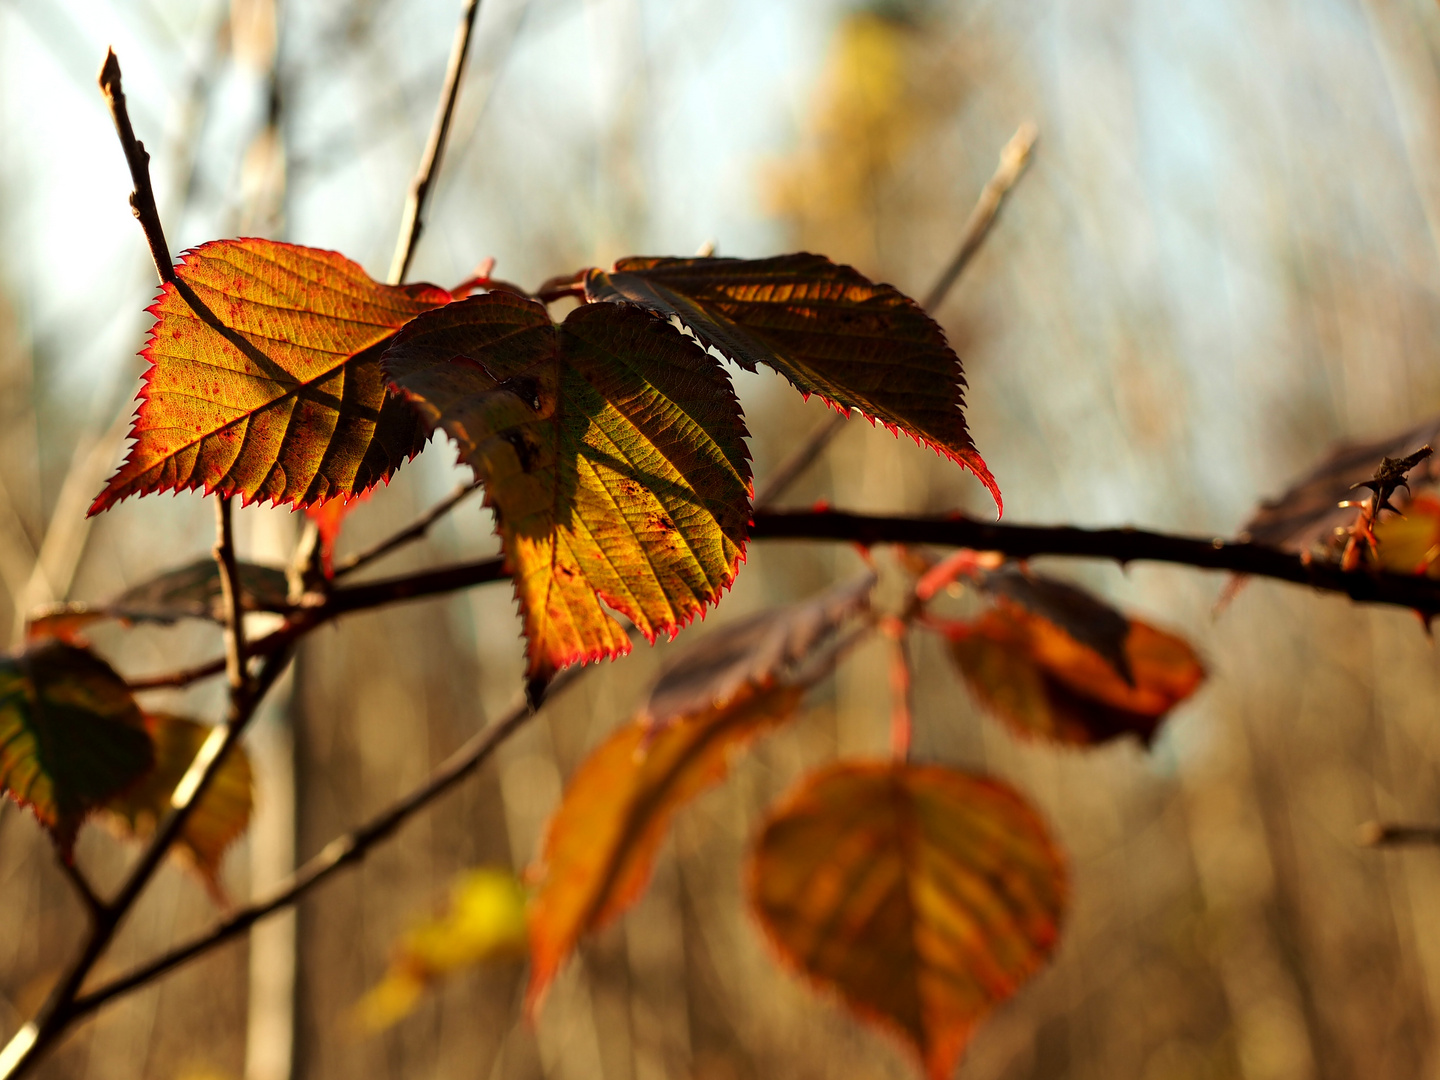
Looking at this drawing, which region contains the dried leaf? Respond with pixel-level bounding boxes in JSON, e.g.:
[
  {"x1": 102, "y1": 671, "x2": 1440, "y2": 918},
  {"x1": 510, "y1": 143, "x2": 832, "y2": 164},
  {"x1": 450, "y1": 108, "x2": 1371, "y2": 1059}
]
[
  {"x1": 0, "y1": 641, "x2": 152, "y2": 852},
  {"x1": 945, "y1": 602, "x2": 1204, "y2": 747},
  {"x1": 356, "y1": 867, "x2": 528, "y2": 1031},
  {"x1": 583, "y1": 254, "x2": 999, "y2": 511},
  {"x1": 641, "y1": 572, "x2": 875, "y2": 727},
  {"x1": 749, "y1": 761, "x2": 1067, "y2": 1080},
  {"x1": 527, "y1": 685, "x2": 804, "y2": 1011},
  {"x1": 383, "y1": 293, "x2": 752, "y2": 679},
  {"x1": 28, "y1": 559, "x2": 290, "y2": 642},
  {"x1": 101, "y1": 714, "x2": 252, "y2": 901},
  {"x1": 90, "y1": 239, "x2": 452, "y2": 515}
]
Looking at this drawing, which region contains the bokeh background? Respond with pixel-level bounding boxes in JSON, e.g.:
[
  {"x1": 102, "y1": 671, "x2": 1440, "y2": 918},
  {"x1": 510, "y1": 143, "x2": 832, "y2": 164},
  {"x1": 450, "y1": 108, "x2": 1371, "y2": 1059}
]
[{"x1": 6, "y1": 0, "x2": 1440, "y2": 1077}]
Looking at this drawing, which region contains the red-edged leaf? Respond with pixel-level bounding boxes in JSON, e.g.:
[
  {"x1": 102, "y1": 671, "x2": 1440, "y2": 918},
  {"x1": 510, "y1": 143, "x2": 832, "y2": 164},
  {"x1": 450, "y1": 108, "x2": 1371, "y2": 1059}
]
[
  {"x1": 749, "y1": 761, "x2": 1067, "y2": 1080},
  {"x1": 90, "y1": 239, "x2": 452, "y2": 514},
  {"x1": 306, "y1": 489, "x2": 372, "y2": 577},
  {"x1": 0, "y1": 642, "x2": 152, "y2": 853},
  {"x1": 583, "y1": 254, "x2": 999, "y2": 511},
  {"x1": 641, "y1": 572, "x2": 875, "y2": 727},
  {"x1": 27, "y1": 559, "x2": 291, "y2": 643},
  {"x1": 101, "y1": 714, "x2": 252, "y2": 901},
  {"x1": 944, "y1": 599, "x2": 1204, "y2": 747},
  {"x1": 527, "y1": 684, "x2": 804, "y2": 1011},
  {"x1": 383, "y1": 293, "x2": 752, "y2": 679}
]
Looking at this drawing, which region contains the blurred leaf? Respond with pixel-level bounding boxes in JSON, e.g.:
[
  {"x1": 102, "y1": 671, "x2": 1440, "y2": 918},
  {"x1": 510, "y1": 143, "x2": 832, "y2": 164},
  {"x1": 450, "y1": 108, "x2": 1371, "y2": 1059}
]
[
  {"x1": 945, "y1": 598, "x2": 1204, "y2": 747},
  {"x1": 356, "y1": 867, "x2": 528, "y2": 1032},
  {"x1": 383, "y1": 293, "x2": 752, "y2": 680},
  {"x1": 101, "y1": 714, "x2": 252, "y2": 901},
  {"x1": 527, "y1": 685, "x2": 804, "y2": 1011},
  {"x1": 978, "y1": 567, "x2": 1132, "y2": 684},
  {"x1": 1240, "y1": 416, "x2": 1440, "y2": 554},
  {"x1": 0, "y1": 641, "x2": 152, "y2": 852},
  {"x1": 583, "y1": 254, "x2": 999, "y2": 511},
  {"x1": 1370, "y1": 494, "x2": 1440, "y2": 578},
  {"x1": 28, "y1": 559, "x2": 290, "y2": 643},
  {"x1": 642, "y1": 572, "x2": 875, "y2": 727},
  {"x1": 748, "y1": 761, "x2": 1067, "y2": 1080},
  {"x1": 90, "y1": 238, "x2": 452, "y2": 515}
]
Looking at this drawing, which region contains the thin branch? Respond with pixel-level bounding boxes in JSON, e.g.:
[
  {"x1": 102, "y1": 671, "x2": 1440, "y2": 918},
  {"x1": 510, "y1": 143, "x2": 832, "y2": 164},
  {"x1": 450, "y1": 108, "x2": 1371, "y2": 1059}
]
[
  {"x1": 56, "y1": 857, "x2": 102, "y2": 922},
  {"x1": 387, "y1": 0, "x2": 482, "y2": 285},
  {"x1": 752, "y1": 122, "x2": 1037, "y2": 508},
  {"x1": 213, "y1": 497, "x2": 247, "y2": 691},
  {"x1": 98, "y1": 50, "x2": 174, "y2": 285},
  {"x1": 331, "y1": 480, "x2": 483, "y2": 579}
]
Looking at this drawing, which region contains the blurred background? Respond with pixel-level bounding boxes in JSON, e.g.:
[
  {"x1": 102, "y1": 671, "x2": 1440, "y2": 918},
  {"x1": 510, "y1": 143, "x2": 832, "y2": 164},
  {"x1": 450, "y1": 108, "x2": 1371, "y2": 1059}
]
[{"x1": 6, "y1": 0, "x2": 1440, "y2": 1077}]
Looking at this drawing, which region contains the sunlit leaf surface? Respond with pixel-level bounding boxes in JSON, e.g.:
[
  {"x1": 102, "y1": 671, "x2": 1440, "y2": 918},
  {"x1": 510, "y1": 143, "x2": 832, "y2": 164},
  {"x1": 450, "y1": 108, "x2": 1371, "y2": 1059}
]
[
  {"x1": 749, "y1": 761, "x2": 1066, "y2": 1080},
  {"x1": 384, "y1": 293, "x2": 752, "y2": 678},
  {"x1": 91, "y1": 238, "x2": 452, "y2": 514}
]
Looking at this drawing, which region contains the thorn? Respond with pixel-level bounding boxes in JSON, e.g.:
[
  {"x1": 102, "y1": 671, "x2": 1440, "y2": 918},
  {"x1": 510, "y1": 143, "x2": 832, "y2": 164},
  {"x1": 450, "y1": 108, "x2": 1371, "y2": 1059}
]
[{"x1": 525, "y1": 674, "x2": 550, "y2": 711}]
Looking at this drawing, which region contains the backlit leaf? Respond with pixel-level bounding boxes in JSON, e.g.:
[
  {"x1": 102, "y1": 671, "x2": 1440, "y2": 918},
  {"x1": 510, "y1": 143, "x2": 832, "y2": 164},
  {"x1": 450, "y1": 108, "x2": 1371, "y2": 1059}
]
[
  {"x1": 90, "y1": 238, "x2": 452, "y2": 515},
  {"x1": 527, "y1": 684, "x2": 804, "y2": 1011},
  {"x1": 1370, "y1": 494, "x2": 1440, "y2": 578},
  {"x1": 356, "y1": 867, "x2": 528, "y2": 1031},
  {"x1": 383, "y1": 293, "x2": 752, "y2": 679},
  {"x1": 642, "y1": 572, "x2": 875, "y2": 727},
  {"x1": 979, "y1": 567, "x2": 1132, "y2": 684},
  {"x1": 0, "y1": 641, "x2": 152, "y2": 852},
  {"x1": 28, "y1": 559, "x2": 290, "y2": 643},
  {"x1": 102, "y1": 714, "x2": 252, "y2": 901},
  {"x1": 584, "y1": 254, "x2": 999, "y2": 511},
  {"x1": 748, "y1": 761, "x2": 1066, "y2": 1080},
  {"x1": 945, "y1": 599, "x2": 1204, "y2": 747}
]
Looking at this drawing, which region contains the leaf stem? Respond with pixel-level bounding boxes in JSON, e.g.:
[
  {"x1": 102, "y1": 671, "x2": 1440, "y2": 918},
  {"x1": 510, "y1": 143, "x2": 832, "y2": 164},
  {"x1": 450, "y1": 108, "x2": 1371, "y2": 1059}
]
[{"x1": 387, "y1": 0, "x2": 482, "y2": 285}]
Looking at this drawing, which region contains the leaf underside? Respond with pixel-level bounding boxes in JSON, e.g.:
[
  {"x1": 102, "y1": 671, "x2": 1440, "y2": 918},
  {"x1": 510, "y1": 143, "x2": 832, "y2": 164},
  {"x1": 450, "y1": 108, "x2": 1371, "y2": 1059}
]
[
  {"x1": 584, "y1": 254, "x2": 999, "y2": 511},
  {"x1": 749, "y1": 761, "x2": 1067, "y2": 1080},
  {"x1": 383, "y1": 292, "x2": 753, "y2": 678},
  {"x1": 91, "y1": 238, "x2": 452, "y2": 515},
  {"x1": 527, "y1": 684, "x2": 804, "y2": 1011},
  {"x1": 0, "y1": 642, "x2": 152, "y2": 852},
  {"x1": 102, "y1": 713, "x2": 252, "y2": 901}
]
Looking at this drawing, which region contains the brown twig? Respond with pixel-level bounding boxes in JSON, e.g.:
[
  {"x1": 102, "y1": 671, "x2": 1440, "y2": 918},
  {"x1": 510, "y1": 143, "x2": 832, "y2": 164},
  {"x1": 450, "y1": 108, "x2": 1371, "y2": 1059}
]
[
  {"x1": 1358, "y1": 821, "x2": 1440, "y2": 847},
  {"x1": 387, "y1": 0, "x2": 482, "y2": 284},
  {"x1": 98, "y1": 50, "x2": 174, "y2": 286},
  {"x1": 213, "y1": 497, "x2": 247, "y2": 691},
  {"x1": 331, "y1": 480, "x2": 483, "y2": 579}
]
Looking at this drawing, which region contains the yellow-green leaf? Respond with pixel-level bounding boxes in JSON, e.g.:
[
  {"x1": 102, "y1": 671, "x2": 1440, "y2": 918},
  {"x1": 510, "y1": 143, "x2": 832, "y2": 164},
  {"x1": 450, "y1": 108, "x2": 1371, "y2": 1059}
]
[
  {"x1": 0, "y1": 642, "x2": 152, "y2": 852},
  {"x1": 355, "y1": 867, "x2": 528, "y2": 1031},
  {"x1": 91, "y1": 239, "x2": 452, "y2": 514},
  {"x1": 101, "y1": 714, "x2": 252, "y2": 901},
  {"x1": 383, "y1": 293, "x2": 752, "y2": 679},
  {"x1": 527, "y1": 685, "x2": 804, "y2": 1011},
  {"x1": 749, "y1": 761, "x2": 1067, "y2": 1080}
]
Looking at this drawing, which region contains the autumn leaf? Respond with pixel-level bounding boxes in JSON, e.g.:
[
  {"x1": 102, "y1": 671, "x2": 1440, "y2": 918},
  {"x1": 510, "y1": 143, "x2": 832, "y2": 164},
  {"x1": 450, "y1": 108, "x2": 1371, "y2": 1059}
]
[
  {"x1": 748, "y1": 761, "x2": 1067, "y2": 1080},
  {"x1": 356, "y1": 867, "x2": 528, "y2": 1031},
  {"x1": 943, "y1": 595, "x2": 1204, "y2": 747},
  {"x1": 642, "y1": 572, "x2": 875, "y2": 727},
  {"x1": 90, "y1": 238, "x2": 452, "y2": 515},
  {"x1": 101, "y1": 714, "x2": 252, "y2": 901},
  {"x1": 27, "y1": 559, "x2": 291, "y2": 643},
  {"x1": 1371, "y1": 494, "x2": 1440, "y2": 577},
  {"x1": 383, "y1": 293, "x2": 752, "y2": 679},
  {"x1": 583, "y1": 254, "x2": 999, "y2": 511},
  {"x1": 527, "y1": 684, "x2": 804, "y2": 1010},
  {"x1": 979, "y1": 567, "x2": 1133, "y2": 684},
  {"x1": 0, "y1": 641, "x2": 152, "y2": 852}
]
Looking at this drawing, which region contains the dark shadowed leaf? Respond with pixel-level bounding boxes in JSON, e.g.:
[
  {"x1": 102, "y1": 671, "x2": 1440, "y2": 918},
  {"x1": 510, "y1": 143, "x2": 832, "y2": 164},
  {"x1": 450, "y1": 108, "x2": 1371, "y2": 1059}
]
[
  {"x1": 28, "y1": 559, "x2": 291, "y2": 643},
  {"x1": 383, "y1": 292, "x2": 752, "y2": 679},
  {"x1": 527, "y1": 685, "x2": 804, "y2": 1011},
  {"x1": 944, "y1": 601, "x2": 1204, "y2": 747},
  {"x1": 641, "y1": 572, "x2": 875, "y2": 727},
  {"x1": 583, "y1": 254, "x2": 999, "y2": 511},
  {"x1": 749, "y1": 761, "x2": 1067, "y2": 1080},
  {"x1": 102, "y1": 714, "x2": 252, "y2": 901},
  {"x1": 0, "y1": 641, "x2": 152, "y2": 852},
  {"x1": 90, "y1": 238, "x2": 452, "y2": 515},
  {"x1": 356, "y1": 867, "x2": 528, "y2": 1031},
  {"x1": 1240, "y1": 415, "x2": 1440, "y2": 554}
]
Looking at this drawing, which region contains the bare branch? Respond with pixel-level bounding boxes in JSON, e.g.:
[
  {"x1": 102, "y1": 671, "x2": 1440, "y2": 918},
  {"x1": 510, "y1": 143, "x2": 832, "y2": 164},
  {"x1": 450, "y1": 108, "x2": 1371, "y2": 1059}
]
[
  {"x1": 387, "y1": 0, "x2": 483, "y2": 285},
  {"x1": 98, "y1": 50, "x2": 174, "y2": 286},
  {"x1": 331, "y1": 480, "x2": 483, "y2": 579},
  {"x1": 213, "y1": 497, "x2": 248, "y2": 691}
]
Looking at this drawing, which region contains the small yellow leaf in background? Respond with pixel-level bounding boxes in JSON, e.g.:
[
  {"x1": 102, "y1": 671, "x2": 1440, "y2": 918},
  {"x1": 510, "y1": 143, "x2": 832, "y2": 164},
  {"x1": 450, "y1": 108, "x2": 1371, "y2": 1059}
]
[{"x1": 355, "y1": 867, "x2": 528, "y2": 1032}]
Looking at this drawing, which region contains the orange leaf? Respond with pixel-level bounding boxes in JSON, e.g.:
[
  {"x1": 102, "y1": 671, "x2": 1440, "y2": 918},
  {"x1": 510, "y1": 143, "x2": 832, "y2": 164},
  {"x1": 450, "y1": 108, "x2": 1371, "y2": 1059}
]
[
  {"x1": 946, "y1": 599, "x2": 1205, "y2": 747},
  {"x1": 90, "y1": 239, "x2": 452, "y2": 514},
  {"x1": 583, "y1": 254, "x2": 999, "y2": 512},
  {"x1": 383, "y1": 294, "x2": 752, "y2": 679},
  {"x1": 1371, "y1": 493, "x2": 1440, "y2": 577},
  {"x1": 748, "y1": 761, "x2": 1067, "y2": 1080},
  {"x1": 305, "y1": 489, "x2": 372, "y2": 577},
  {"x1": 526, "y1": 684, "x2": 804, "y2": 1011}
]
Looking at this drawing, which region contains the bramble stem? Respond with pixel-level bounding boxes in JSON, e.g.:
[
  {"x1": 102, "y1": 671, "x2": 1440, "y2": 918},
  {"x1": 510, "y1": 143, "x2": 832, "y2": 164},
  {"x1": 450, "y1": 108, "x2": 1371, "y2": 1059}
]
[{"x1": 98, "y1": 50, "x2": 174, "y2": 286}]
